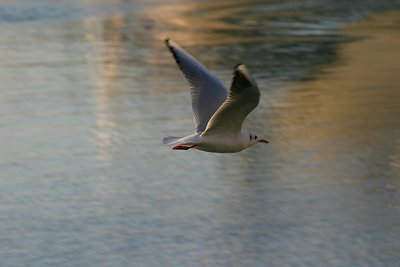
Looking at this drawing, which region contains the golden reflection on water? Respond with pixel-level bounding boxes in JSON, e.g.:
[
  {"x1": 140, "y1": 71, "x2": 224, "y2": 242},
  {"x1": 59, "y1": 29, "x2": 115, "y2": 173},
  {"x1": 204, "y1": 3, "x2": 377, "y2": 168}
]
[
  {"x1": 84, "y1": 15, "x2": 125, "y2": 162},
  {"x1": 271, "y1": 11, "x2": 400, "y2": 177},
  {"x1": 143, "y1": 0, "x2": 330, "y2": 46}
]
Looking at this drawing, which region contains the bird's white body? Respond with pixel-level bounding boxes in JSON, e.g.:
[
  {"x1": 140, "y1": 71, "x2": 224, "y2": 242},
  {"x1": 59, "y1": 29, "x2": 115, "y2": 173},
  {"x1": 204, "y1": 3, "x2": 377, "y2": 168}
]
[
  {"x1": 198, "y1": 132, "x2": 251, "y2": 153},
  {"x1": 163, "y1": 129, "x2": 261, "y2": 153},
  {"x1": 162, "y1": 39, "x2": 268, "y2": 153}
]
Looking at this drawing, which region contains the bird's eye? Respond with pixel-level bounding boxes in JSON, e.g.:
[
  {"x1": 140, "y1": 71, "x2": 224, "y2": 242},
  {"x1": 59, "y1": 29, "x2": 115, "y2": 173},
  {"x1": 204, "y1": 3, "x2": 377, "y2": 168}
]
[{"x1": 255, "y1": 136, "x2": 258, "y2": 139}]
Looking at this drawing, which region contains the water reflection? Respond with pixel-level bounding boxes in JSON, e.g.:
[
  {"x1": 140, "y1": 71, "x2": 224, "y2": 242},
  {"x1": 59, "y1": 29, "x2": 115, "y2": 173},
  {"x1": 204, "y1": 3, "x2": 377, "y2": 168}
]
[
  {"x1": 84, "y1": 15, "x2": 124, "y2": 162},
  {"x1": 142, "y1": 0, "x2": 370, "y2": 47},
  {"x1": 271, "y1": 10, "x2": 400, "y2": 180}
]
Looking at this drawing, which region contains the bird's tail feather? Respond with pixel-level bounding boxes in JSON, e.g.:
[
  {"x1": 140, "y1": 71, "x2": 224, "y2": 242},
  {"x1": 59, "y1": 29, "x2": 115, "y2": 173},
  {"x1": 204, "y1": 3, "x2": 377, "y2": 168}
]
[{"x1": 162, "y1": 135, "x2": 184, "y2": 146}]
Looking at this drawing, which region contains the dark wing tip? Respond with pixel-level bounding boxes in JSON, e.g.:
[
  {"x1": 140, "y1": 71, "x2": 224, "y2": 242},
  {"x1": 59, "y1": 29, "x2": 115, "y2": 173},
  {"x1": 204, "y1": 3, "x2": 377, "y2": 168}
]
[
  {"x1": 165, "y1": 38, "x2": 173, "y2": 50},
  {"x1": 164, "y1": 38, "x2": 184, "y2": 71},
  {"x1": 235, "y1": 63, "x2": 244, "y2": 69},
  {"x1": 230, "y1": 63, "x2": 259, "y2": 94}
]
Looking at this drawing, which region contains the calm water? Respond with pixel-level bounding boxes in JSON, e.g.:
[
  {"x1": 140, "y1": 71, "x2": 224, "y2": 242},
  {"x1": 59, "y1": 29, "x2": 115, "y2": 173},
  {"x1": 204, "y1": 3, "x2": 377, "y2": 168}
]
[{"x1": 1, "y1": 0, "x2": 400, "y2": 266}]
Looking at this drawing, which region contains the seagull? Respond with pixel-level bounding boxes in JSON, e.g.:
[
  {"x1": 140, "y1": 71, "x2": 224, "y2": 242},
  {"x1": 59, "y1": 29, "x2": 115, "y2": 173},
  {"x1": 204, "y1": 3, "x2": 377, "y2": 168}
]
[{"x1": 162, "y1": 38, "x2": 268, "y2": 153}]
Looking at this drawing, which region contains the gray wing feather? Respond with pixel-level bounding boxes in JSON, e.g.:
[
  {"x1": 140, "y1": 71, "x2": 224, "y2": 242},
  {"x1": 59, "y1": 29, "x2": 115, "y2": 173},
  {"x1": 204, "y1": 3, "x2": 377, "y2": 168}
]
[
  {"x1": 165, "y1": 39, "x2": 228, "y2": 133},
  {"x1": 202, "y1": 64, "x2": 260, "y2": 135}
]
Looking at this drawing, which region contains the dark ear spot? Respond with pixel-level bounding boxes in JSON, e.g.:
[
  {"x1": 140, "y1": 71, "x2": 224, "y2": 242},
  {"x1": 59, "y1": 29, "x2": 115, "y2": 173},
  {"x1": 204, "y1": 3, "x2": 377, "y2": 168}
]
[{"x1": 249, "y1": 134, "x2": 253, "y2": 141}]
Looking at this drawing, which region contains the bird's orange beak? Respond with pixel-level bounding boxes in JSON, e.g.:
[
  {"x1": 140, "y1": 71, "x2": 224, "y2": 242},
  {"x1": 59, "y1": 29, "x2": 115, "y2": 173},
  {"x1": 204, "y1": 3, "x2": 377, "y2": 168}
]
[{"x1": 259, "y1": 139, "x2": 269, "y2": 144}]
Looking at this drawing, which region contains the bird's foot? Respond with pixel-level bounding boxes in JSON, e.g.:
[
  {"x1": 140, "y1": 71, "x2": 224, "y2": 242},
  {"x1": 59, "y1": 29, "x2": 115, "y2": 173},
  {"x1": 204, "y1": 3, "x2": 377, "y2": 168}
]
[{"x1": 173, "y1": 145, "x2": 197, "y2": 150}]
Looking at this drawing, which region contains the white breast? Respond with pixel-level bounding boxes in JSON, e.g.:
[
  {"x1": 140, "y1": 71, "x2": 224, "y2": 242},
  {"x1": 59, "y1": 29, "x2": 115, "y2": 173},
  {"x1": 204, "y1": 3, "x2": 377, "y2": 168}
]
[{"x1": 195, "y1": 133, "x2": 250, "y2": 153}]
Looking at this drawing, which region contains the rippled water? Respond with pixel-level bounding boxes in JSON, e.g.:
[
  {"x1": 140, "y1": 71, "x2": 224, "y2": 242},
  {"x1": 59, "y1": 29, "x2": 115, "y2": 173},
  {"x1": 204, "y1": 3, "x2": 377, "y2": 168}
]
[{"x1": 1, "y1": 0, "x2": 400, "y2": 266}]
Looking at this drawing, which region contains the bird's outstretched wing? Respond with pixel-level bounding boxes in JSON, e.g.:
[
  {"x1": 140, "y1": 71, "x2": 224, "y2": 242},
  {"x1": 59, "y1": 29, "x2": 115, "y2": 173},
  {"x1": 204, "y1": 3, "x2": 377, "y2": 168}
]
[
  {"x1": 165, "y1": 39, "x2": 228, "y2": 133},
  {"x1": 201, "y1": 64, "x2": 260, "y2": 136}
]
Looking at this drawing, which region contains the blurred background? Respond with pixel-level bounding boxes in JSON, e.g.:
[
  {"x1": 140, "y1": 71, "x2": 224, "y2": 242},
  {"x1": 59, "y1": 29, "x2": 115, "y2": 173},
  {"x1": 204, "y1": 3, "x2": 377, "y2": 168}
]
[{"x1": 0, "y1": 0, "x2": 399, "y2": 266}]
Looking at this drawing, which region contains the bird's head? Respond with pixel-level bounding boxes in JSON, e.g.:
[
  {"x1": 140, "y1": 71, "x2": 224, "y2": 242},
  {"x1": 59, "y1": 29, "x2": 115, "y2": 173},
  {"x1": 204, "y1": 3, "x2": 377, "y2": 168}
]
[{"x1": 244, "y1": 129, "x2": 269, "y2": 147}]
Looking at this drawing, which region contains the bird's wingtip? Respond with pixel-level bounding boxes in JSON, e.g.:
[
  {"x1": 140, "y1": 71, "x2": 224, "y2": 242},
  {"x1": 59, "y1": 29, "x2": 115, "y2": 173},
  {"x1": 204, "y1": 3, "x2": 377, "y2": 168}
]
[
  {"x1": 235, "y1": 63, "x2": 244, "y2": 69},
  {"x1": 234, "y1": 64, "x2": 251, "y2": 76},
  {"x1": 231, "y1": 63, "x2": 257, "y2": 89}
]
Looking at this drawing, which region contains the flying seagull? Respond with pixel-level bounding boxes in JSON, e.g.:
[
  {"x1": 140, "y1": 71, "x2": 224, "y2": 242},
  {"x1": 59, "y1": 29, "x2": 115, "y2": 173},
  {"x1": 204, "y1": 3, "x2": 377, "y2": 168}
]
[{"x1": 162, "y1": 38, "x2": 268, "y2": 153}]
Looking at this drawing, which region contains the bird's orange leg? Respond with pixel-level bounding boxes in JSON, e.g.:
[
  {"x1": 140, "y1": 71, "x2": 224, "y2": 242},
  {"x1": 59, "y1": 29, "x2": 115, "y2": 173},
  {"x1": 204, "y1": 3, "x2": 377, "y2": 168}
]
[{"x1": 173, "y1": 145, "x2": 197, "y2": 150}]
